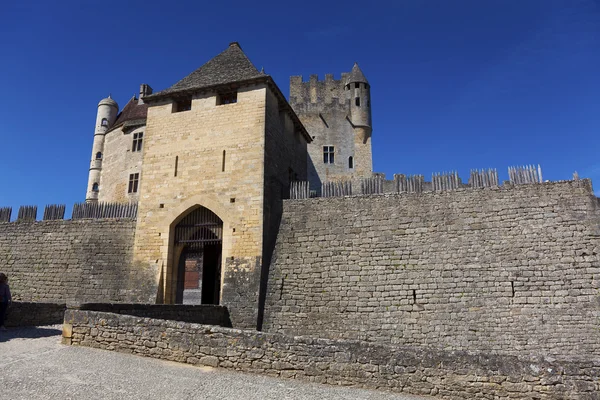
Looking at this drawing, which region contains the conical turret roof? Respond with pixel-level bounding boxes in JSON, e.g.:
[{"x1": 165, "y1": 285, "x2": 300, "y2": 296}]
[
  {"x1": 146, "y1": 42, "x2": 265, "y2": 99},
  {"x1": 346, "y1": 63, "x2": 369, "y2": 85}
]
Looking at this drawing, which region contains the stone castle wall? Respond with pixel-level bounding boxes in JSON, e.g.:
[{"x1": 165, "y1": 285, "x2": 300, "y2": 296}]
[
  {"x1": 0, "y1": 219, "x2": 155, "y2": 303},
  {"x1": 264, "y1": 180, "x2": 600, "y2": 358},
  {"x1": 98, "y1": 124, "x2": 144, "y2": 203},
  {"x1": 290, "y1": 74, "x2": 372, "y2": 190},
  {"x1": 133, "y1": 84, "x2": 269, "y2": 328}
]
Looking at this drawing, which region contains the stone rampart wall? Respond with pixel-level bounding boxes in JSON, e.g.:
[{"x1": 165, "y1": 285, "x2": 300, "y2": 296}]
[
  {"x1": 64, "y1": 310, "x2": 600, "y2": 399},
  {"x1": 0, "y1": 219, "x2": 155, "y2": 303},
  {"x1": 264, "y1": 180, "x2": 600, "y2": 358},
  {"x1": 5, "y1": 302, "x2": 66, "y2": 327}
]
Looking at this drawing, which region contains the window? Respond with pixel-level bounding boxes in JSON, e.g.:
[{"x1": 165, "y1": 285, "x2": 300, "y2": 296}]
[
  {"x1": 323, "y1": 146, "x2": 334, "y2": 164},
  {"x1": 128, "y1": 173, "x2": 139, "y2": 193},
  {"x1": 355, "y1": 82, "x2": 360, "y2": 89},
  {"x1": 173, "y1": 98, "x2": 192, "y2": 113},
  {"x1": 132, "y1": 132, "x2": 143, "y2": 152},
  {"x1": 355, "y1": 97, "x2": 360, "y2": 107},
  {"x1": 222, "y1": 150, "x2": 226, "y2": 172},
  {"x1": 92, "y1": 183, "x2": 99, "y2": 192},
  {"x1": 95, "y1": 152, "x2": 102, "y2": 160},
  {"x1": 349, "y1": 156, "x2": 354, "y2": 169},
  {"x1": 217, "y1": 91, "x2": 237, "y2": 105},
  {"x1": 101, "y1": 118, "x2": 108, "y2": 127}
]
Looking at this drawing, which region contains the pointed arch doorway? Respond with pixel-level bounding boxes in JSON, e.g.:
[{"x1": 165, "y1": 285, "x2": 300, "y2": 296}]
[{"x1": 170, "y1": 206, "x2": 223, "y2": 305}]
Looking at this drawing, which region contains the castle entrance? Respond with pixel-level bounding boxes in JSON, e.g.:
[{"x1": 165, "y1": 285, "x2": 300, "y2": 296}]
[{"x1": 172, "y1": 206, "x2": 223, "y2": 305}]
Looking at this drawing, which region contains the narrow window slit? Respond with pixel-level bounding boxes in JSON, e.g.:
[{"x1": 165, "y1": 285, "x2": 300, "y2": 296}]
[
  {"x1": 174, "y1": 156, "x2": 178, "y2": 177},
  {"x1": 412, "y1": 289, "x2": 417, "y2": 303},
  {"x1": 511, "y1": 281, "x2": 515, "y2": 297},
  {"x1": 222, "y1": 150, "x2": 226, "y2": 172},
  {"x1": 279, "y1": 278, "x2": 285, "y2": 300}
]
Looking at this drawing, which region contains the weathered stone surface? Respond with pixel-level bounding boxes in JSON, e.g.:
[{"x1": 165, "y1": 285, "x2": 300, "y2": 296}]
[
  {"x1": 264, "y1": 180, "x2": 600, "y2": 358},
  {"x1": 68, "y1": 310, "x2": 600, "y2": 399},
  {"x1": 76, "y1": 303, "x2": 231, "y2": 326},
  {"x1": 0, "y1": 219, "x2": 155, "y2": 303}
]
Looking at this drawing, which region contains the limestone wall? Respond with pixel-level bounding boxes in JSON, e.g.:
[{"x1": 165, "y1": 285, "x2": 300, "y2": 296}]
[
  {"x1": 64, "y1": 310, "x2": 600, "y2": 399},
  {"x1": 264, "y1": 180, "x2": 600, "y2": 358},
  {"x1": 98, "y1": 125, "x2": 144, "y2": 202},
  {"x1": 133, "y1": 84, "x2": 268, "y2": 327},
  {"x1": 0, "y1": 219, "x2": 154, "y2": 303}
]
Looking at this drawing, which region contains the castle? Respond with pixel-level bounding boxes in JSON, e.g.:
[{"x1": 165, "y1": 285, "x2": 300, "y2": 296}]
[
  {"x1": 2, "y1": 42, "x2": 599, "y2": 398},
  {"x1": 83, "y1": 42, "x2": 374, "y2": 322},
  {"x1": 85, "y1": 42, "x2": 373, "y2": 203}
]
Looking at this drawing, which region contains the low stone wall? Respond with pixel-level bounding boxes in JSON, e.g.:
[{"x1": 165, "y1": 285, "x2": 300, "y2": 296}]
[
  {"x1": 76, "y1": 303, "x2": 231, "y2": 327},
  {"x1": 64, "y1": 310, "x2": 600, "y2": 399},
  {"x1": 6, "y1": 302, "x2": 66, "y2": 327}
]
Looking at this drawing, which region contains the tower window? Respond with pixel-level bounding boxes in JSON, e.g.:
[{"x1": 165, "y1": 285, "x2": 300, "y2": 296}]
[
  {"x1": 323, "y1": 146, "x2": 334, "y2": 164},
  {"x1": 349, "y1": 156, "x2": 354, "y2": 169},
  {"x1": 222, "y1": 150, "x2": 226, "y2": 172},
  {"x1": 355, "y1": 83, "x2": 360, "y2": 89},
  {"x1": 92, "y1": 183, "x2": 99, "y2": 192},
  {"x1": 101, "y1": 118, "x2": 108, "y2": 127},
  {"x1": 217, "y1": 91, "x2": 238, "y2": 105},
  {"x1": 95, "y1": 152, "x2": 102, "y2": 160},
  {"x1": 355, "y1": 97, "x2": 360, "y2": 107},
  {"x1": 132, "y1": 132, "x2": 143, "y2": 152},
  {"x1": 173, "y1": 98, "x2": 192, "y2": 113},
  {"x1": 128, "y1": 173, "x2": 139, "y2": 193}
]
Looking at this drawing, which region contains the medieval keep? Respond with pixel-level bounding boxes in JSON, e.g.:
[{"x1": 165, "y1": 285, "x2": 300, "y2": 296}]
[{"x1": 84, "y1": 42, "x2": 373, "y2": 326}]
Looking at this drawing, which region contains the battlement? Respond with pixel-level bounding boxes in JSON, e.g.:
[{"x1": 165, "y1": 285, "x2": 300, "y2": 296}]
[{"x1": 289, "y1": 73, "x2": 350, "y2": 107}]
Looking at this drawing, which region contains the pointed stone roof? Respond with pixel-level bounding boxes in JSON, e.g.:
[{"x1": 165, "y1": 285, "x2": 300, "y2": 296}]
[
  {"x1": 346, "y1": 63, "x2": 369, "y2": 85},
  {"x1": 146, "y1": 42, "x2": 265, "y2": 100}
]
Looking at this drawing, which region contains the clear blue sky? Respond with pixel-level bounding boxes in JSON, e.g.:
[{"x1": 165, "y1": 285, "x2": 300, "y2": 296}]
[{"x1": 1, "y1": 0, "x2": 599, "y2": 218}]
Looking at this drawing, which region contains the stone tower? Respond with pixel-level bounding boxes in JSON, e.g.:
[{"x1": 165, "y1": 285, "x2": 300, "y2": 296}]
[
  {"x1": 86, "y1": 95, "x2": 119, "y2": 202},
  {"x1": 289, "y1": 63, "x2": 373, "y2": 191}
]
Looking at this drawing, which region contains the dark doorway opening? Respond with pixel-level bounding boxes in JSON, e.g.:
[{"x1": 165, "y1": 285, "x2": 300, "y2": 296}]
[{"x1": 172, "y1": 206, "x2": 223, "y2": 305}]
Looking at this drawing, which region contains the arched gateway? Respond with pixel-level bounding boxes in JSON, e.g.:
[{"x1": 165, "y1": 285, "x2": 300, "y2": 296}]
[{"x1": 169, "y1": 206, "x2": 223, "y2": 304}]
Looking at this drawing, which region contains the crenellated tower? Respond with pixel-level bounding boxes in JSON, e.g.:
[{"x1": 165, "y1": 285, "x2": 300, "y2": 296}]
[
  {"x1": 289, "y1": 63, "x2": 373, "y2": 191},
  {"x1": 86, "y1": 95, "x2": 118, "y2": 202}
]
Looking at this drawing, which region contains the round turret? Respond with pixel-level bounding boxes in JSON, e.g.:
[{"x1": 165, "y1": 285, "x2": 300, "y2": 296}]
[
  {"x1": 345, "y1": 63, "x2": 373, "y2": 178},
  {"x1": 346, "y1": 63, "x2": 371, "y2": 129},
  {"x1": 86, "y1": 95, "x2": 119, "y2": 202}
]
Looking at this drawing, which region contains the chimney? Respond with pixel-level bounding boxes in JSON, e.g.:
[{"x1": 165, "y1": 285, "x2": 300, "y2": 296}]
[{"x1": 139, "y1": 84, "x2": 153, "y2": 104}]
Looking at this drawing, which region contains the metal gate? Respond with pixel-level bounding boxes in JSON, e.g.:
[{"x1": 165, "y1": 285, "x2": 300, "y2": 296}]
[{"x1": 174, "y1": 206, "x2": 223, "y2": 249}]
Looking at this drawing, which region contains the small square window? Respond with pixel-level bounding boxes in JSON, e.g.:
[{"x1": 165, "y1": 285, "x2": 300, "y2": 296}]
[
  {"x1": 128, "y1": 173, "x2": 140, "y2": 193},
  {"x1": 323, "y1": 146, "x2": 334, "y2": 164},
  {"x1": 217, "y1": 91, "x2": 238, "y2": 105},
  {"x1": 173, "y1": 98, "x2": 192, "y2": 113},
  {"x1": 355, "y1": 83, "x2": 360, "y2": 89}
]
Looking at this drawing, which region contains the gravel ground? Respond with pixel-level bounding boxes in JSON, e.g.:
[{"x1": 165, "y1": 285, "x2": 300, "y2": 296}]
[{"x1": 0, "y1": 326, "x2": 434, "y2": 400}]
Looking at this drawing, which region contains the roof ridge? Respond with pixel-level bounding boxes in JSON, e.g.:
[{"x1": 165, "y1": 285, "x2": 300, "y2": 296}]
[{"x1": 147, "y1": 43, "x2": 264, "y2": 99}]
